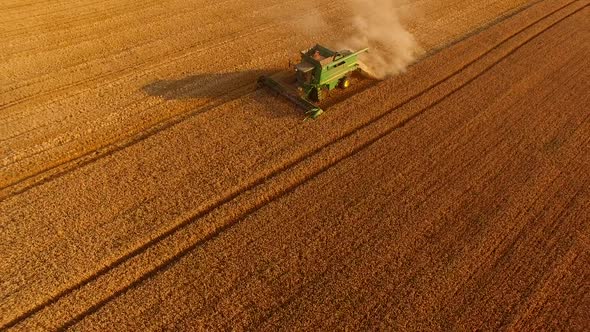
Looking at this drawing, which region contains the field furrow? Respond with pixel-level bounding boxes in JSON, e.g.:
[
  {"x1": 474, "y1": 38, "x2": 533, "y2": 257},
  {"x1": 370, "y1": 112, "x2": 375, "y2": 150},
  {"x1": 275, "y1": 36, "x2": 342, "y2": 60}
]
[{"x1": 1, "y1": 0, "x2": 588, "y2": 330}]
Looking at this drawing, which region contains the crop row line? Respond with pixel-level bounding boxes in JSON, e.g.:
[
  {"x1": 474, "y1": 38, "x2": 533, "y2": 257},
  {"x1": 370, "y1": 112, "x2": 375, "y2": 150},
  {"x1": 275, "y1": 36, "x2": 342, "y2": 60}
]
[
  {"x1": 0, "y1": 20, "x2": 270, "y2": 114},
  {"x1": 1, "y1": 0, "x2": 153, "y2": 34},
  {"x1": 1, "y1": 0, "x2": 242, "y2": 58},
  {"x1": 0, "y1": 0, "x2": 339, "y2": 113},
  {"x1": 1, "y1": 0, "x2": 583, "y2": 329},
  {"x1": 0, "y1": 3, "x2": 345, "y2": 197},
  {"x1": 245, "y1": 5, "x2": 590, "y2": 328},
  {"x1": 56, "y1": 1, "x2": 590, "y2": 328}
]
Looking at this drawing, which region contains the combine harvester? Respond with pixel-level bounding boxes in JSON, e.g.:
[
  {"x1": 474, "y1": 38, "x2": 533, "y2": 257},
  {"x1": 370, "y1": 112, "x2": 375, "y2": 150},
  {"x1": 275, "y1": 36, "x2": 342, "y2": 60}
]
[{"x1": 258, "y1": 44, "x2": 368, "y2": 119}]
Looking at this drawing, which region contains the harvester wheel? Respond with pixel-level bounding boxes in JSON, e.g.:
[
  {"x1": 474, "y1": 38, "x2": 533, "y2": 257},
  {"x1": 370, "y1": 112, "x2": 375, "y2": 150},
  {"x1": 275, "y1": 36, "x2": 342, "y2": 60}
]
[{"x1": 339, "y1": 77, "x2": 351, "y2": 89}]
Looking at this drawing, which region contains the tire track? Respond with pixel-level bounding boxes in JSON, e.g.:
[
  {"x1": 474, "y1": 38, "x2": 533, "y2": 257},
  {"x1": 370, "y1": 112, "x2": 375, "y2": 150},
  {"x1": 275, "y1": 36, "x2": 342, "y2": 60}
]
[
  {"x1": 0, "y1": 19, "x2": 277, "y2": 122},
  {"x1": 0, "y1": 20, "x2": 272, "y2": 113},
  {"x1": 0, "y1": 0, "x2": 534, "y2": 192},
  {"x1": 250, "y1": 13, "x2": 590, "y2": 328},
  {"x1": 0, "y1": 0, "x2": 574, "y2": 198},
  {"x1": 0, "y1": 0, "x2": 335, "y2": 112},
  {"x1": 0, "y1": 0, "x2": 343, "y2": 124},
  {"x1": 0, "y1": 2, "x2": 349, "y2": 195},
  {"x1": 6, "y1": 0, "x2": 584, "y2": 296},
  {"x1": 0, "y1": 19, "x2": 285, "y2": 127},
  {"x1": 3, "y1": 1, "x2": 582, "y2": 329},
  {"x1": 365, "y1": 85, "x2": 590, "y2": 331},
  {"x1": 0, "y1": 66, "x2": 267, "y2": 144},
  {"x1": 56, "y1": 3, "x2": 585, "y2": 328}
]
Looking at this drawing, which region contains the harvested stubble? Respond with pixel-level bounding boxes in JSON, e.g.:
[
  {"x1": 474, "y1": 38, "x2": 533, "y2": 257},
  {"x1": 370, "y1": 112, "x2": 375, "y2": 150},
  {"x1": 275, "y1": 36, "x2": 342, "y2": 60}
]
[{"x1": 1, "y1": 0, "x2": 588, "y2": 330}]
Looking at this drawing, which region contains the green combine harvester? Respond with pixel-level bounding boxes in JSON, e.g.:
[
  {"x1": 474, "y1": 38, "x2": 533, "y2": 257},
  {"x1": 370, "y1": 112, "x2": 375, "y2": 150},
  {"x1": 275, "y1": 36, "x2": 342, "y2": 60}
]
[{"x1": 258, "y1": 44, "x2": 369, "y2": 119}]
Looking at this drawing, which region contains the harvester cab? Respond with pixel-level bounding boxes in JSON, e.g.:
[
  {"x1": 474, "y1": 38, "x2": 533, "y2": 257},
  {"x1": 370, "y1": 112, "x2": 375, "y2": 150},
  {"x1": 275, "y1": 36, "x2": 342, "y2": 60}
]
[
  {"x1": 295, "y1": 62, "x2": 314, "y2": 86},
  {"x1": 258, "y1": 44, "x2": 368, "y2": 119}
]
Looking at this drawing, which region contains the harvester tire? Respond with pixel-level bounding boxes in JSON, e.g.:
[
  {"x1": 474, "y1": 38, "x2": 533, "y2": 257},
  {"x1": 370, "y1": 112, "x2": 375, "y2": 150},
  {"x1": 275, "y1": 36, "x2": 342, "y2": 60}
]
[{"x1": 339, "y1": 77, "x2": 351, "y2": 89}]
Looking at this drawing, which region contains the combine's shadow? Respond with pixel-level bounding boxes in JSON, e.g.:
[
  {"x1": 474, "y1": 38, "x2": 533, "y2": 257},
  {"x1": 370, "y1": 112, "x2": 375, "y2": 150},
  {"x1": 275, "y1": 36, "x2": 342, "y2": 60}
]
[
  {"x1": 142, "y1": 70, "x2": 267, "y2": 100},
  {"x1": 141, "y1": 69, "x2": 304, "y2": 118}
]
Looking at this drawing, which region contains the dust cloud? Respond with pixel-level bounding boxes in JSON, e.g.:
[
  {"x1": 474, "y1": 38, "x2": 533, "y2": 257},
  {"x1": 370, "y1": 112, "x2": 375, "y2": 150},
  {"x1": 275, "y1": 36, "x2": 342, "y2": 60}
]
[
  {"x1": 280, "y1": 0, "x2": 421, "y2": 79},
  {"x1": 340, "y1": 0, "x2": 422, "y2": 79}
]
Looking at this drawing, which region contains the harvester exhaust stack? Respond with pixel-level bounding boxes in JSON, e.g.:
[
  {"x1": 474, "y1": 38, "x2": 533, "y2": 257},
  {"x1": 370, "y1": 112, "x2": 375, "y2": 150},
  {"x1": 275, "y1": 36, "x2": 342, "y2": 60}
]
[{"x1": 258, "y1": 44, "x2": 368, "y2": 119}]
